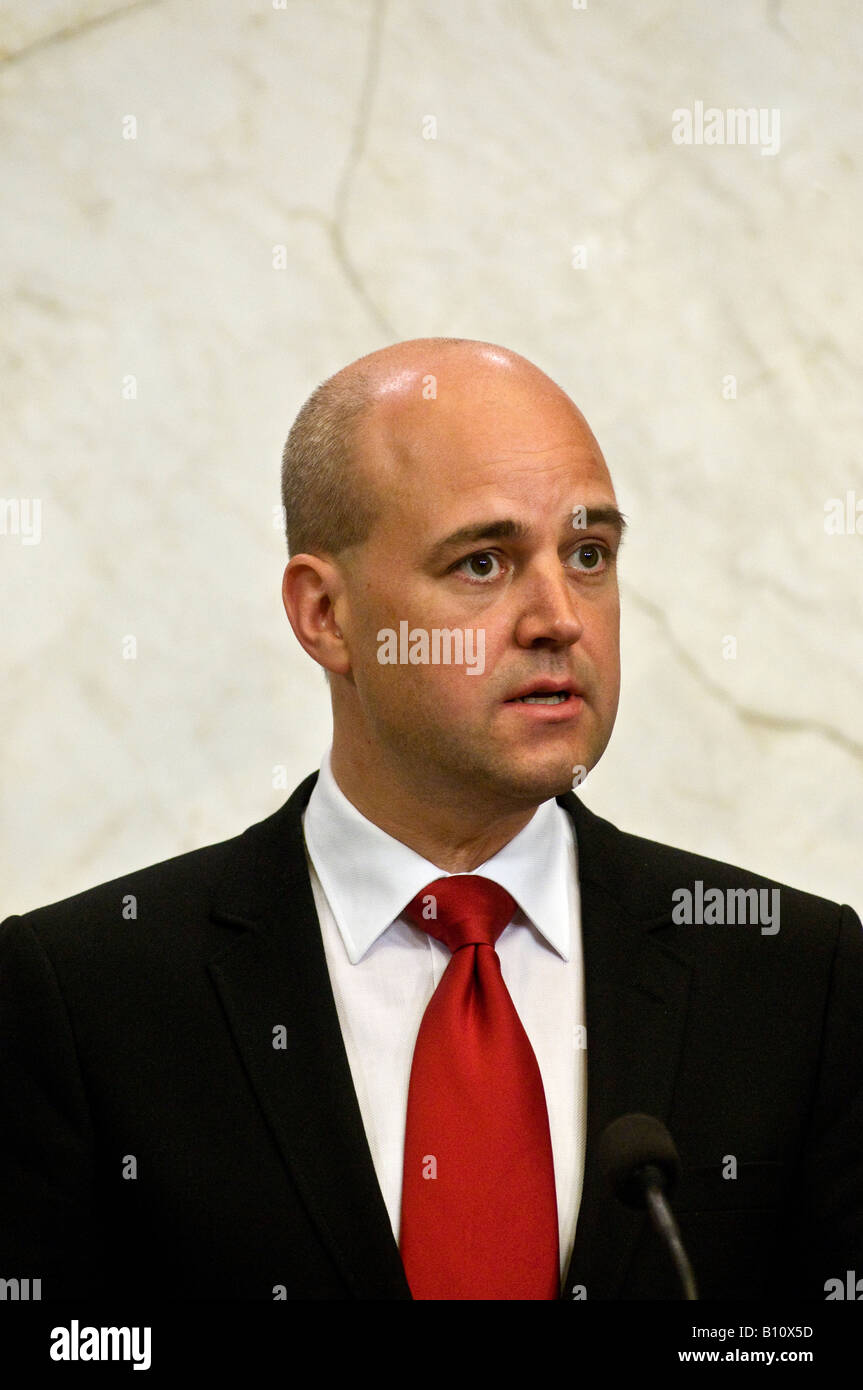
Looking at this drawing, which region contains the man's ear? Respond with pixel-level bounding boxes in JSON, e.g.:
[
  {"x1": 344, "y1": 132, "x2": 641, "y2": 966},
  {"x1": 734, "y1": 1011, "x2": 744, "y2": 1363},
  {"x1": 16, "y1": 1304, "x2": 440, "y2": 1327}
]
[{"x1": 281, "y1": 554, "x2": 351, "y2": 676}]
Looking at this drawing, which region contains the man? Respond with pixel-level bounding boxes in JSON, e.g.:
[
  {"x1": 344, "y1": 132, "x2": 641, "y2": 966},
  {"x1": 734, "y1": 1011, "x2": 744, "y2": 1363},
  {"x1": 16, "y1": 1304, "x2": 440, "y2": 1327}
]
[{"x1": 1, "y1": 338, "x2": 861, "y2": 1301}]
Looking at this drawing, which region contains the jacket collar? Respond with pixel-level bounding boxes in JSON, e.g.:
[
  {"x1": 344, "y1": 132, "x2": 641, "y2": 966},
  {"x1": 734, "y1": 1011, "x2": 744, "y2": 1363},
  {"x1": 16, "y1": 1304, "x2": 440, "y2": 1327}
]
[{"x1": 556, "y1": 790, "x2": 693, "y2": 1299}]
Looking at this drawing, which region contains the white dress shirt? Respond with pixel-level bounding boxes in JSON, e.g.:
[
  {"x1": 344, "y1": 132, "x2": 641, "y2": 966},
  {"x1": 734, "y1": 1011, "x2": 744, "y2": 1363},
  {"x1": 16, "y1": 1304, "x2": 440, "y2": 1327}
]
[{"x1": 302, "y1": 749, "x2": 587, "y2": 1281}]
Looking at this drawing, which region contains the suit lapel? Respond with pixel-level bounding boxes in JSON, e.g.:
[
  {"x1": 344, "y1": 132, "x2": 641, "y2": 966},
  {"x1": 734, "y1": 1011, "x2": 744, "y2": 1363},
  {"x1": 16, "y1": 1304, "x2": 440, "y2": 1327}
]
[
  {"x1": 207, "y1": 772, "x2": 411, "y2": 1300},
  {"x1": 559, "y1": 792, "x2": 693, "y2": 1300}
]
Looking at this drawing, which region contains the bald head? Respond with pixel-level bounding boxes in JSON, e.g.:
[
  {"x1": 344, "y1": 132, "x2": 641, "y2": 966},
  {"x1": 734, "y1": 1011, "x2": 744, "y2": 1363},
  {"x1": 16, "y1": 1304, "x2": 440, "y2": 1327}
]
[{"x1": 280, "y1": 338, "x2": 600, "y2": 558}]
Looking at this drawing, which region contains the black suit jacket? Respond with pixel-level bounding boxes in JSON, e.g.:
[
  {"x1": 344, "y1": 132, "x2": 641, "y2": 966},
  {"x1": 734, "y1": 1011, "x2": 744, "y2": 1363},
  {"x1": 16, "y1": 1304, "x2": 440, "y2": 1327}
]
[{"x1": 1, "y1": 774, "x2": 862, "y2": 1300}]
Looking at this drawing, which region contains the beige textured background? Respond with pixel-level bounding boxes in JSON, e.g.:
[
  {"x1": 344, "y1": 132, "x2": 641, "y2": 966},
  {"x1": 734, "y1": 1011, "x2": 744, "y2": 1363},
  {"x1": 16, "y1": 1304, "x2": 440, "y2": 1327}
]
[{"x1": 2, "y1": 0, "x2": 861, "y2": 916}]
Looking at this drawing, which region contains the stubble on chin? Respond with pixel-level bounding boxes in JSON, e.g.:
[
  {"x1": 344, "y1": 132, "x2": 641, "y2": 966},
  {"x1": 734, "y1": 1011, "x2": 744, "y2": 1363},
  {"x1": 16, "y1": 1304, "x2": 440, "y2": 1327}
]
[{"x1": 390, "y1": 719, "x2": 587, "y2": 811}]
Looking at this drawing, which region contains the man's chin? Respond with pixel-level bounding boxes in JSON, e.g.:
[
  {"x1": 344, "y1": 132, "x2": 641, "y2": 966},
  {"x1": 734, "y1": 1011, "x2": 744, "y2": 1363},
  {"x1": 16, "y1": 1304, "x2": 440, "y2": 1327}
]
[{"x1": 486, "y1": 752, "x2": 593, "y2": 808}]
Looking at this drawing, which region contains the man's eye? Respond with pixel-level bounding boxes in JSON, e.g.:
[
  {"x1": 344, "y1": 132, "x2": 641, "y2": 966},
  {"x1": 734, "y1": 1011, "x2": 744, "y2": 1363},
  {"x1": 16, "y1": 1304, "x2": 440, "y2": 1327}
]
[
  {"x1": 454, "y1": 551, "x2": 503, "y2": 583},
  {"x1": 567, "y1": 542, "x2": 609, "y2": 573}
]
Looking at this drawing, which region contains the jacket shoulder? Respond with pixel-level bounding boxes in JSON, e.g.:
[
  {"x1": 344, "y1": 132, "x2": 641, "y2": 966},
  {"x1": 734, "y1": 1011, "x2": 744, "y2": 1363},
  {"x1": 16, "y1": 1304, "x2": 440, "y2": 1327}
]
[
  {"x1": 0, "y1": 777, "x2": 317, "y2": 955},
  {"x1": 562, "y1": 792, "x2": 855, "y2": 932}
]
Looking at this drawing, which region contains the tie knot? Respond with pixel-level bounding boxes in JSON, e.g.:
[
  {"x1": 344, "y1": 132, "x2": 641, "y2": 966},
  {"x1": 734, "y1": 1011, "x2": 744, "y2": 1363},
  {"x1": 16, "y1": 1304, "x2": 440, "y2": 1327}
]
[{"x1": 402, "y1": 875, "x2": 516, "y2": 952}]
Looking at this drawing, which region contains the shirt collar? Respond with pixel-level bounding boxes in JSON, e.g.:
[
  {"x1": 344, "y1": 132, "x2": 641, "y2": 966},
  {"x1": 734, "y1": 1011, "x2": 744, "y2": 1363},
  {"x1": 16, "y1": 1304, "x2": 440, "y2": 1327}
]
[{"x1": 302, "y1": 749, "x2": 575, "y2": 964}]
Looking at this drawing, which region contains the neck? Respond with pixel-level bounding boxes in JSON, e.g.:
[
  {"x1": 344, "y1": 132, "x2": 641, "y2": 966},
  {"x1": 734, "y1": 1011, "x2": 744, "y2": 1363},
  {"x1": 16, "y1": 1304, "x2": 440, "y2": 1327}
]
[{"x1": 329, "y1": 740, "x2": 538, "y2": 874}]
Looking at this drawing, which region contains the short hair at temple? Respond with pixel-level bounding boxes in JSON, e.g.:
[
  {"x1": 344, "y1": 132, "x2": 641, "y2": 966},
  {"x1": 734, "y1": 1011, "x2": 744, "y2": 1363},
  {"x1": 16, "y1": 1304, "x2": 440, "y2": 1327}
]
[{"x1": 280, "y1": 370, "x2": 377, "y2": 557}]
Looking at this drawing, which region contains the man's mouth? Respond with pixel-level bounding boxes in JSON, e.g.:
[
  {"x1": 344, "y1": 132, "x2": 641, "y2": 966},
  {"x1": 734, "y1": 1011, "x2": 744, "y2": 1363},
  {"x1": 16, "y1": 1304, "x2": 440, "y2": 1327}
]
[
  {"x1": 504, "y1": 679, "x2": 584, "y2": 705},
  {"x1": 514, "y1": 692, "x2": 569, "y2": 705}
]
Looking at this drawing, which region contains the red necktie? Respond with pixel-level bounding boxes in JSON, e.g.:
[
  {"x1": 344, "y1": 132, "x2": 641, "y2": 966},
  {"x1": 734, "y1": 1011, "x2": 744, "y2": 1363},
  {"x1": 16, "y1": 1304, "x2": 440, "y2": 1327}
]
[{"x1": 399, "y1": 874, "x2": 560, "y2": 1300}]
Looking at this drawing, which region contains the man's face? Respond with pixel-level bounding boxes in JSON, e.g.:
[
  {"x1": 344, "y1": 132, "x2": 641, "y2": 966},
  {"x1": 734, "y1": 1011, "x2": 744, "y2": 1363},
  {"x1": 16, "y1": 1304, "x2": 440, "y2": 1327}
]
[{"x1": 333, "y1": 360, "x2": 622, "y2": 810}]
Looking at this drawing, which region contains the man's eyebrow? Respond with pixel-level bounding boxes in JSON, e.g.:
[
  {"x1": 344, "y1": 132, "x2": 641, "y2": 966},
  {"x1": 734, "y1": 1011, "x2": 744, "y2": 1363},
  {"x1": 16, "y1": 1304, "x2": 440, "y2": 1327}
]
[
  {"x1": 573, "y1": 506, "x2": 628, "y2": 540},
  {"x1": 425, "y1": 519, "x2": 531, "y2": 566},
  {"x1": 426, "y1": 507, "x2": 627, "y2": 566}
]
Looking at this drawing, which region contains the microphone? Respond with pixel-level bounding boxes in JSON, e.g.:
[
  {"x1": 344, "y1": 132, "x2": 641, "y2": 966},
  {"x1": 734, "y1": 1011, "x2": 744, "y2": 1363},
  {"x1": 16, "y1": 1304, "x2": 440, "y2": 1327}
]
[{"x1": 598, "y1": 1113, "x2": 698, "y2": 1300}]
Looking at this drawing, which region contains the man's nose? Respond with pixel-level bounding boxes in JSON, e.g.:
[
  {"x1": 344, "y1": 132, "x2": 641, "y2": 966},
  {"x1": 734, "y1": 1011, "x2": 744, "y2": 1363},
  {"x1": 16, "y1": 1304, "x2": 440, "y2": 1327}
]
[{"x1": 512, "y1": 562, "x2": 584, "y2": 649}]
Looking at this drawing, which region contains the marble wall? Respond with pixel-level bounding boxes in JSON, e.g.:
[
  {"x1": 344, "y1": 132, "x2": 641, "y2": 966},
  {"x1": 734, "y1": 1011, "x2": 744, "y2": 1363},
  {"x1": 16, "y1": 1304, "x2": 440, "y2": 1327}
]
[{"x1": 2, "y1": 0, "x2": 861, "y2": 915}]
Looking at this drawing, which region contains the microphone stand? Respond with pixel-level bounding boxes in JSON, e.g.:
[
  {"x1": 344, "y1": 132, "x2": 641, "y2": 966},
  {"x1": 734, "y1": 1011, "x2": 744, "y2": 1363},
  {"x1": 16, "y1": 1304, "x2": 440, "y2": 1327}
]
[{"x1": 641, "y1": 1163, "x2": 699, "y2": 1301}]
